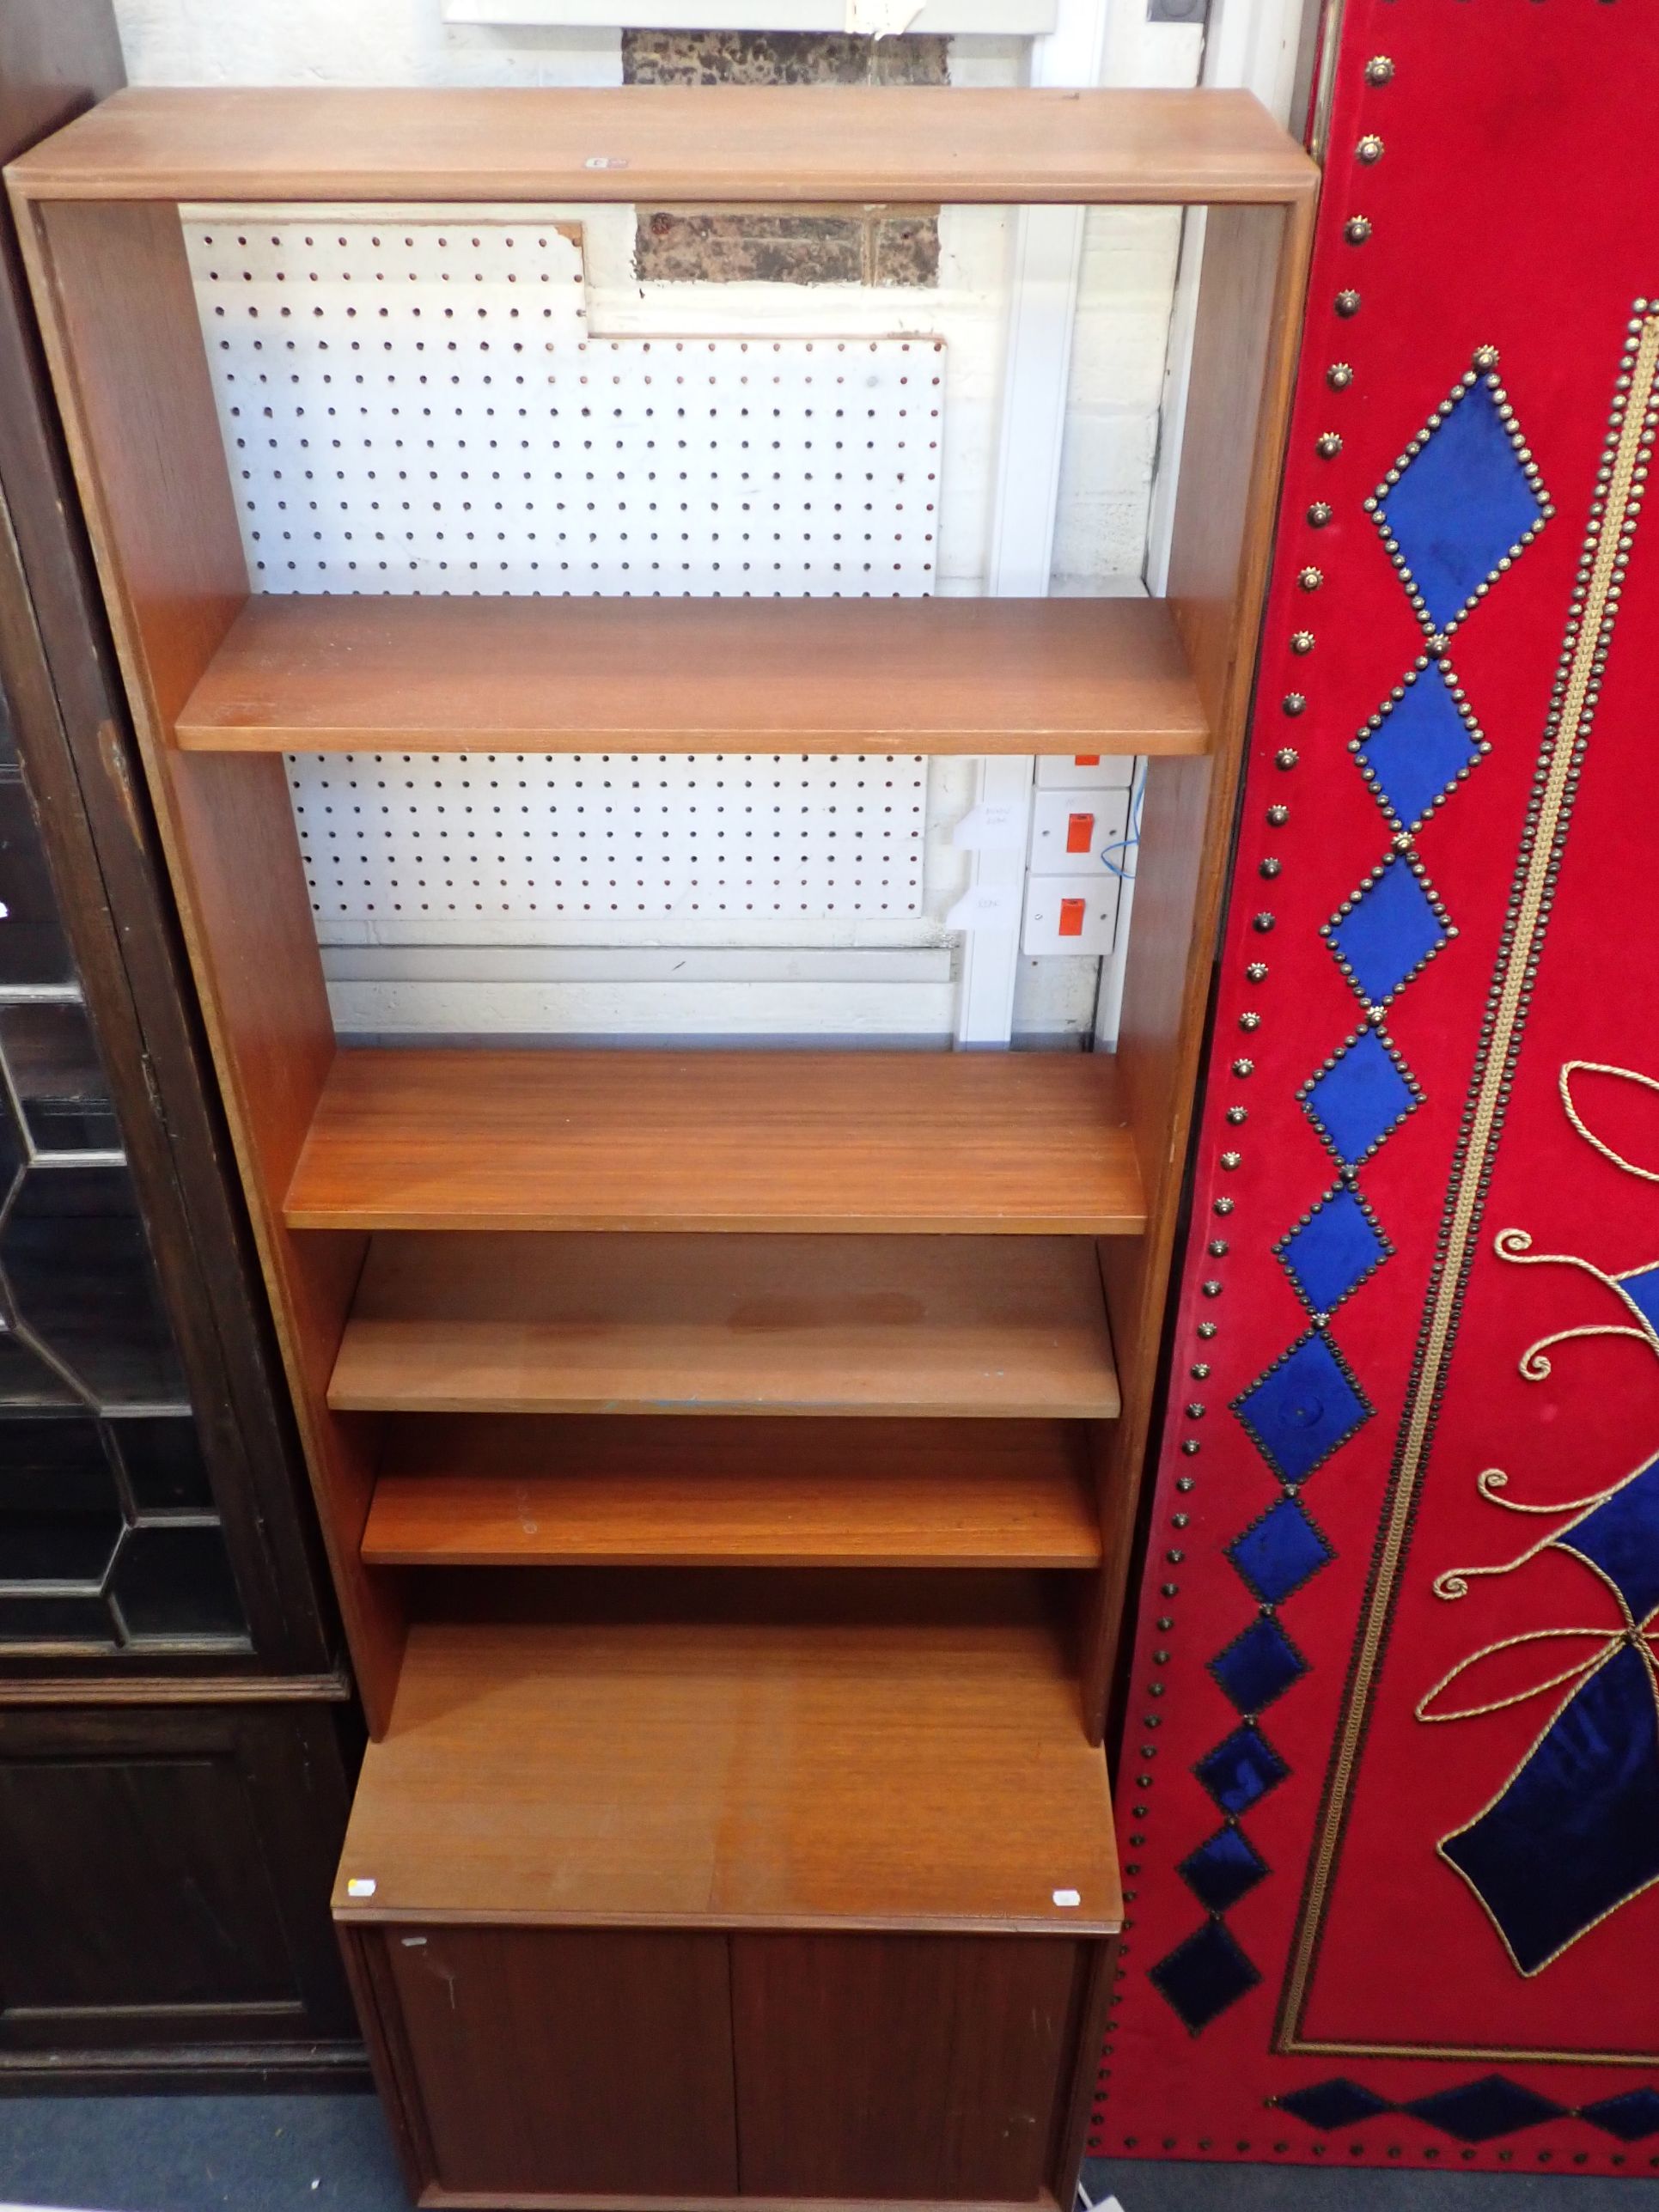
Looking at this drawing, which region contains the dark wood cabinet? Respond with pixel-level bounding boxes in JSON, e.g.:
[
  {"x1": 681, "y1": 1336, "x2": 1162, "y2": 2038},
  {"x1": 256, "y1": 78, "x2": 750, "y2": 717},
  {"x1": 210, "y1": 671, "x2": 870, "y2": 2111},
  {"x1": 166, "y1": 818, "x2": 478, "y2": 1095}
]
[
  {"x1": 0, "y1": 3, "x2": 363, "y2": 2093},
  {"x1": 0, "y1": 0, "x2": 339, "y2": 1683},
  {"x1": 0, "y1": 1702, "x2": 361, "y2": 2087}
]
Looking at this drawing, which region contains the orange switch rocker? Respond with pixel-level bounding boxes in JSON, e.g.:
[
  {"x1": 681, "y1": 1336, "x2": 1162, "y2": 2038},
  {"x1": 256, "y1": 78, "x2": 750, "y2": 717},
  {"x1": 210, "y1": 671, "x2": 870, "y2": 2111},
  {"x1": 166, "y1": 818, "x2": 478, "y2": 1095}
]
[
  {"x1": 1065, "y1": 811, "x2": 1095, "y2": 855},
  {"x1": 1058, "y1": 897, "x2": 1088, "y2": 938}
]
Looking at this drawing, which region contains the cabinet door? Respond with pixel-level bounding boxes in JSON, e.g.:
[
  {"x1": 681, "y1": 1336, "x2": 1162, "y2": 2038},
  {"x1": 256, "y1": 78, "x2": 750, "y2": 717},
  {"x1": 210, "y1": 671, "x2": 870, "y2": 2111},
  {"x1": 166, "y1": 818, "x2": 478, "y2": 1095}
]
[
  {"x1": 0, "y1": 1702, "x2": 358, "y2": 2081},
  {"x1": 732, "y1": 1931, "x2": 1083, "y2": 2203},
  {"x1": 380, "y1": 1925, "x2": 738, "y2": 2198}
]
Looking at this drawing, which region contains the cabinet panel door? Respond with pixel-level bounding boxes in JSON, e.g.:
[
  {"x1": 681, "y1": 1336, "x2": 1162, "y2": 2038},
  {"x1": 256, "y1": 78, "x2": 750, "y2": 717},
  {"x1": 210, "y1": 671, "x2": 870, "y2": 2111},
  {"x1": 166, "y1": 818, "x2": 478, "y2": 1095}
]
[
  {"x1": 0, "y1": 1703, "x2": 357, "y2": 2068},
  {"x1": 383, "y1": 1925, "x2": 737, "y2": 2198},
  {"x1": 732, "y1": 1931, "x2": 1083, "y2": 2203}
]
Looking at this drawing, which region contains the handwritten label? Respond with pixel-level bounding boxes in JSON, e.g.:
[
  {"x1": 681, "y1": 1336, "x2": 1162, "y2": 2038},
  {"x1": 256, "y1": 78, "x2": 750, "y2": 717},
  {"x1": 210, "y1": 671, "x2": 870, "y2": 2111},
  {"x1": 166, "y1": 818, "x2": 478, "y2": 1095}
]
[{"x1": 945, "y1": 884, "x2": 1021, "y2": 932}]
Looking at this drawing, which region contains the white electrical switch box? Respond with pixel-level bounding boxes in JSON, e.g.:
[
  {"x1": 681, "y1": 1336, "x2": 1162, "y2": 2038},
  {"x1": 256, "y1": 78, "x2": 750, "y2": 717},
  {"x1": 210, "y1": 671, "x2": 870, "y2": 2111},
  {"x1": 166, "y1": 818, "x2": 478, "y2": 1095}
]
[
  {"x1": 1022, "y1": 874, "x2": 1122, "y2": 958},
  {"x1": 1028, "y1": 788, "x2": 1131, "y2": 877},
  {"x1": 1034, "y1": 754, "x2": 1137, "y2": 791}
]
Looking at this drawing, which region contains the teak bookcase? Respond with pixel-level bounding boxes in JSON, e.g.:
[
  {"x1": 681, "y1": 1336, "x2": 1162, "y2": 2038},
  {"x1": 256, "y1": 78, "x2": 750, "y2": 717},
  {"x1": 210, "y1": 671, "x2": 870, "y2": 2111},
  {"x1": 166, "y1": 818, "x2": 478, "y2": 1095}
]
[{"x1": 9, "y1": 87, "x2": 1314, "y2": 2211}]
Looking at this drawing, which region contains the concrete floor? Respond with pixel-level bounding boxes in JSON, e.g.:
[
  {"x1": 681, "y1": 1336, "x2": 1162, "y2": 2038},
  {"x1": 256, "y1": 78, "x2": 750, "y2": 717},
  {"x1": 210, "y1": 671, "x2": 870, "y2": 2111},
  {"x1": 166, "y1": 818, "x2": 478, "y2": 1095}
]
[{"x1": 0, "y1": 2098, "x2": 1654, "y2": 2209}]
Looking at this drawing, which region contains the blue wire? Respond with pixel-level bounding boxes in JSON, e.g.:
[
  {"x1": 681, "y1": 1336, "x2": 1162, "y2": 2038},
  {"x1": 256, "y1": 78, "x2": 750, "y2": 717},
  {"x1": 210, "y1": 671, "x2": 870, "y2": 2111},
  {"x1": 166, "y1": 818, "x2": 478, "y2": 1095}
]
[{"x1": 1097, "y1": 761, "x2": 1145, "y2": 884}]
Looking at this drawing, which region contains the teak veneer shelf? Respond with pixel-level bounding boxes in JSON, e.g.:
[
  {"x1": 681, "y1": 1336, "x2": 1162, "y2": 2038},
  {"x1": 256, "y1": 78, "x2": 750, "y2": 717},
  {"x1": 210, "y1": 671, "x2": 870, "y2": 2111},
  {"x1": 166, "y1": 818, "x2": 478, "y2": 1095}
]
[
  {"x1": 337, "y1": 1612, "x2": 1120, "y2": 1931},
  {"x1": 286, "y1": 1050, "x2": 1145, "y2": 1236},
  {"x1": 13, "y1": 79, "x2": 1314, "y2": 2212},
  {"x1": 363, "y1": 1417, "x2": 1101, "y2": 1570},
  {"x1": 174, "y1": 595, "x2": 1211, "y2": 759},
  {"x1": 330, "y1": 1234, "x2": 1120, "y2": 1420}
]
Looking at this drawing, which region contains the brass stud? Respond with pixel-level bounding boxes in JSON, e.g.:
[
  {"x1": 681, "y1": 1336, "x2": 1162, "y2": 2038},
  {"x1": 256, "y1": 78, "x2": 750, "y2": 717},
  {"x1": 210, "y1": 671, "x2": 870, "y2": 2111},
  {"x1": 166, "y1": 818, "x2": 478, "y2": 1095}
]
[
  {"x1": 1274, "y1": 746, "x2": 1298, "y2": 769},
  {"x1": 1297, "y1": 566, "x2": 1323, "y2": 590},
  {"x1": 1266, "y1": 806, "x2": 1289, "y2": 827},
  {"x1": 1245, "y1": 963, "x2": 1268, "y2": 982},
  {"x1": 1259, "y1": 856, "x2": 1282, "y2": 879},
  {"x1": 1315, "y1": 431, "x2": 1344, "y2": 459},
  {"x1": 1335, "y1": 290, "x2": 1361, "y2": 319},
  {"x1": 1364, "y1": 55, "x2": 1395, "y2": 85},
  {"x1": 1327, "y1": 363, "x2": 1355, "y2": 389},
  {"x1": 1290, "y1": 630, "x2": 1314, "y2": 655},
  {"x1": 1472, "y1": 344, "x2": 1500, "y2": 372},
  {"x1": 1307, "y1": 503, "x2": 1333, "y2": 527},
  {"x1": 1343, "y1": 216, "x2": 1372, "y2": 247},
  {"x1": 1252, "y1": 912, "x2": 1276, "y2": 933},
  {"x1": 1357, "y1": 134, "x2": 1385, "y2": 164},
  {"x1": 1231, "y1": 1060, "x2": 1253, "y2": 1078},
  {"x1": 1282, "y1": 693, "x2": 1307, "y2": 716}
]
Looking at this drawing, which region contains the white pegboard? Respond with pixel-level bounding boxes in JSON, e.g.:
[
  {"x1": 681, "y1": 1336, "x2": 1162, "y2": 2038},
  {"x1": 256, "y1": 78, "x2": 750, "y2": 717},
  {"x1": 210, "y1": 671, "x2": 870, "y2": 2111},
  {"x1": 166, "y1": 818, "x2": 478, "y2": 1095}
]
[
  {"x1": 290, "y1": 752, "x2": 928, "y2": 920},
  {"x1": 186, "y1": 216, "x2": 942, "y2": 598},
  {"x1": 185, "y1": 210, "x2": 942, "y2": 948}
]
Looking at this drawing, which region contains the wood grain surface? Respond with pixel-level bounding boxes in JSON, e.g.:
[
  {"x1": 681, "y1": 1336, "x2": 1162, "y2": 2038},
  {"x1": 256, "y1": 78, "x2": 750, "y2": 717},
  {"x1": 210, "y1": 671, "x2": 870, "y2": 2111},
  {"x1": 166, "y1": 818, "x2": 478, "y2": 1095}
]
[
  {"x1": 333, "y1": 1615, "x2": 1121, "y2": 1932},
  {"x1": 285, "y1": 1050, "x2": 1144, "y2": 1236},
  {"x1": 361, "y1": 1414, "x2": 1102, "y2": 1568},
  {"x1": 331, "y1": 1234, "x2": 1119, "y2": 1420},
  {"x1": 8, "y1": 86, "x2": 1317, "y2": 208},
  {"x1": 173, "y1": 594, "x2": 1210, "y2": 758}
]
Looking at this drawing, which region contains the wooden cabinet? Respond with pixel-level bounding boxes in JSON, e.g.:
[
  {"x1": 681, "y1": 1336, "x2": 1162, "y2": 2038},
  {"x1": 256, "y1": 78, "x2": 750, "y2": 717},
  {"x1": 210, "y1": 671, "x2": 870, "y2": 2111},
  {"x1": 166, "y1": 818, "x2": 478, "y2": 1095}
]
[
  {"x1": 371, "y1": 1928, "x2": 738, "y2": 2199},
  {"x1": 12, "y1": 76, "x2": 1314, "y2": 2203},
  {"x1": 351, "y1": 1922, "x2": 1100, "y2": 2207},
  {"x1": 731, "y1": 1934, "x2": 1090, "y2": 2203},
  {"x1": 0, "y1": 3, "x2": 357, "y2": 2093},
  {"x1": 0, "y1": 1703, "x2": 360, "y2": 2087}
]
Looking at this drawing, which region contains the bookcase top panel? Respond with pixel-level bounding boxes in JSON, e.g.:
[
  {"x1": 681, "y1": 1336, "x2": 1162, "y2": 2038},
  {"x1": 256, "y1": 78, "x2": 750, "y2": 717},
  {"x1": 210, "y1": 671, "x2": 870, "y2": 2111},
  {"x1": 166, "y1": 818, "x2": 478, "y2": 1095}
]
[{"x1": 8, "y1": 87, "x2": 1316, "y2": 209}]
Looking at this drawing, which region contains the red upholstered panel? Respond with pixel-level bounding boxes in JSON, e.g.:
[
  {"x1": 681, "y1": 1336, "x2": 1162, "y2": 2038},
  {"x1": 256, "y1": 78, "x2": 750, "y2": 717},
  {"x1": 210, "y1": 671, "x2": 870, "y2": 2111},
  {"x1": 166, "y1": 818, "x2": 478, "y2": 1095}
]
[{"x1": 1097, "y1": 0, "x2": 1659, "y2": 2173}]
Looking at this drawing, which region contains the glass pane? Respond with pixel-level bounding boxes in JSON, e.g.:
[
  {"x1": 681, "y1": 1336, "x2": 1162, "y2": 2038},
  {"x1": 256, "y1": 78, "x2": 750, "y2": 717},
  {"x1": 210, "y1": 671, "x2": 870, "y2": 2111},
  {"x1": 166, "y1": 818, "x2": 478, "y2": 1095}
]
[
  {"x1": 0, "y1": 1332, "x2": 82, "y2": 1410},
  {"x1": 0, "y1": 1415, "x2": 124, "y2": 1586},
  {"x1": 0, "y1": 1592, "x2": 115, "y2": 1645},
  {"x1": 1, "y1": 1164, "x2": 186, "y2": 1408},
  {"x1": 112, "y1": 1524, "x2": 246, "y2": 1642},
  {"x1": 0, "y1": 771, "x2": 74, "y2": 989},
  {"x1": 113, "y1": 1415, "x2": 214, "y2": 1510},
  {"x1": 0, "y1": 1001, "x2": 120, "y2": 1153}
]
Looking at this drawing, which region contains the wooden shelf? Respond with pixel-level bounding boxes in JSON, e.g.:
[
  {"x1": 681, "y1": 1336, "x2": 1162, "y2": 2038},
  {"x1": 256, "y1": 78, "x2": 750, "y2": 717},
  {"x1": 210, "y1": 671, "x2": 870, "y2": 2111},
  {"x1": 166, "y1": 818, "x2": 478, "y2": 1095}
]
[
  {"x1": 332, "y1": 1234, "x2": 1119, "y2": 1421},
  {"x1": 11, "y1": 86, "x2": 1318, "y2": 208},
  {"x1": 362, "y1": 1416, "x2": 1102, "y2": 1569},
  {"x1": 173, "y1": 595, "x2": 1209, "y2": 759},
  {"x1": 333, "y1": 1612, "x2": 1121, "y2": 1932},
  {"x1": 285, "y1": 1049, "x2": 1144, "y2": 1236}
]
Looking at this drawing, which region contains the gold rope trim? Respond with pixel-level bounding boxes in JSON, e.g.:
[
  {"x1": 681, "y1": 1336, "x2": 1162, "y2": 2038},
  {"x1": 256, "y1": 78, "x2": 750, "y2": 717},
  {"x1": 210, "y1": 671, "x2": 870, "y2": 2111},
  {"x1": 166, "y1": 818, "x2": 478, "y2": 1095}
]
[{"x1": 1278, "y1": 308, "x2": 1659, "y2": 2046}]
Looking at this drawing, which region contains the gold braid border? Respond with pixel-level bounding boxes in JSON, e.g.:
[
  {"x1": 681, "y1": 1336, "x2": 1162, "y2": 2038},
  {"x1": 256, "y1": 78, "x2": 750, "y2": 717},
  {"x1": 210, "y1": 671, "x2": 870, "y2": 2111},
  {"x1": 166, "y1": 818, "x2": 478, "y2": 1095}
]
[{"x1": 1277, "y1": 305, "x2": 1659, "y2": 2063}]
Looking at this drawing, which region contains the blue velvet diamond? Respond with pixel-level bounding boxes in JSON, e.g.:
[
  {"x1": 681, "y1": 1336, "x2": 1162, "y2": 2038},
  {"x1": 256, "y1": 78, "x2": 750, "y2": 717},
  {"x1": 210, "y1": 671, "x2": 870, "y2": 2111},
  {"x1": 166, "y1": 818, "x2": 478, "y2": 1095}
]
[
  {"x1": 1405, "y1": 2077, "x2": 1565, "y2": 2144},
  {"x1": 1178, "y1": 1825, "x2": 1270, "y2": 1914},
  {"x1": 1279, "y1": 2080, "x2": 1394, "y2": 2133},
  {"x1": 1228, "y1": 1499, "x2": 1333, "y2": 1605},
  {"x1": 1150, "y1": 1921, "x2": 1262, "y2": 2034},
  {"x1": 1355, "y1": 661, "x2": 1484, "y2": 830},
  {"x1": 1211, "y1": 1615, "x2": 1308, "y2": 1715},
  {"x1": 1302, "y1": 1027, "x2": 1421, "y2": 1167},
  {"x1": 1234, "y1": 1331, "x2": 1372, "y2": 1485},
  {"x1": 1582, "y1": 2091, "x2": 1659, "y2": 2144},
  {"x1": 1375, "y1": 378, "x2": 1547, "y2": 632},
  {"x1": 1196, "y1": 1722, "x2": 1290, "y2": 1814},
  {"x1": 1442, "y1": 1641, "x2": 1659, "y2": 1974},
  {"x1": 1277, "y1": 1185, "x2": 1390, "y2": 1316},
  {"x1": 1619, "y1": 1263, "x2": 1659, "y2": 1335},
  {"x1": 1555, "y1": 1452, "x2": 1659, "y2": 1625},
  {"x1": 1326, "y1": 855, "x2": 1450, "y2": 1009}
]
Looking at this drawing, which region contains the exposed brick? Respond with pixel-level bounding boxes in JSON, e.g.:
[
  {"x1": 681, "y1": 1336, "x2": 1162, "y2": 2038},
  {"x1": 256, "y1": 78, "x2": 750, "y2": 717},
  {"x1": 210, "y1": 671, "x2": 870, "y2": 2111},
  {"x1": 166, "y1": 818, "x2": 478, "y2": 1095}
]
[
  {"x1": 623, "y1": 29, "x2": 945, "y2": 284},
  {"x1": 870, "y1": 210, "x2": 941, "y2": 288},
  {"x1": 620, "y1": 29, "x2": 948, "y2": 87},
  {"x1": 635, "y1": 210, "x2": 863, "y2": 286}
]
